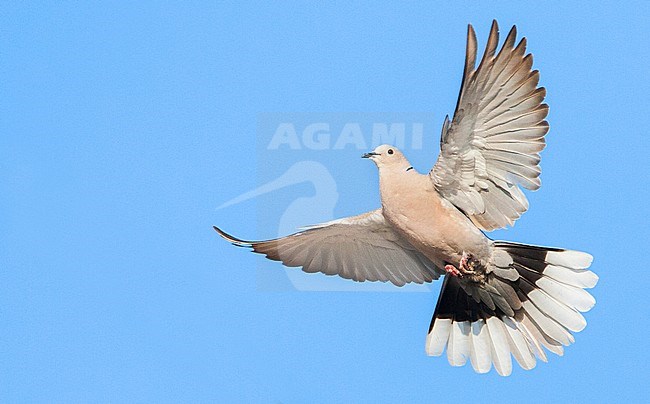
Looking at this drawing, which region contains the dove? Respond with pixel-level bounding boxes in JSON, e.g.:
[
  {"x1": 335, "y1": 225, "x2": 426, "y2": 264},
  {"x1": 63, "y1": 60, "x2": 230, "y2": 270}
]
[{"x1": 215, "y1": 20, "x2": 597, "y2": 376}]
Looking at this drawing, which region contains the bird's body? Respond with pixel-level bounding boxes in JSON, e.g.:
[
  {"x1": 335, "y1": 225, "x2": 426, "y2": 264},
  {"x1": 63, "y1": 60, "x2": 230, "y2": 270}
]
[
  {"x1": 216, "y1": 20, "x2": 598, "y2": 376},
  {"x1": 378, "y1": 158, "x2": 490, "y2": 272}
]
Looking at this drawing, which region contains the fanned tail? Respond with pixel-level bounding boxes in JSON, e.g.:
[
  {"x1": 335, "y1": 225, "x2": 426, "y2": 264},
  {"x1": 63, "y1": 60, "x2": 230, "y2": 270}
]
[{"x1": 426, "y1": 242, "x2": 597, "y2": 376}]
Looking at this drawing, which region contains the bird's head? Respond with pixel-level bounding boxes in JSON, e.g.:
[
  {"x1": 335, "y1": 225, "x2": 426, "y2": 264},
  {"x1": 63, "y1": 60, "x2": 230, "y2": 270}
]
[{"x1": 362, "y1": 144, "x2": 412, "y2": 171}]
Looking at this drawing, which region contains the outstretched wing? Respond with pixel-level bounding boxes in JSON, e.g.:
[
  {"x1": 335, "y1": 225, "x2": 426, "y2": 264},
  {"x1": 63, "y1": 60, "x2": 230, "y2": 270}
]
[
  {"x1": 430, "y1": 20, "x2": 549, "y2": 231},
  {"x1": 214, "y1": 209, "x2": 443, "y2": 286}
]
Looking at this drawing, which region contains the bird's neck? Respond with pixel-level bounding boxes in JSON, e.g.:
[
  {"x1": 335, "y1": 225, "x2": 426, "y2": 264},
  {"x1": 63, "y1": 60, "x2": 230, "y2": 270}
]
[{"x1": 378, "y1": 165, "x2": 428, "y2": 207}]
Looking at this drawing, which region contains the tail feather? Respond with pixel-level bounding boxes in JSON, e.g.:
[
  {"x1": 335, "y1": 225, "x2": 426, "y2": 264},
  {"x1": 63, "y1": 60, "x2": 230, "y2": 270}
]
[{"x1": 426, "y1": 242, "x2": 597, "y2": 376}]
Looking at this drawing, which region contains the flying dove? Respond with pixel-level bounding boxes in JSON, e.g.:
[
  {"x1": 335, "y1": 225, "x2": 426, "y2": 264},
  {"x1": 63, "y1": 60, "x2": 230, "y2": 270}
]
[{"x1": 215, "y1": 20, "x2": 597, "y2": 376}]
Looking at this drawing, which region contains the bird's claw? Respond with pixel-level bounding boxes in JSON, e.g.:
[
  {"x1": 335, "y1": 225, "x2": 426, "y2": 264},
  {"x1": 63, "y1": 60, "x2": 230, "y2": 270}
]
[
  {"x1": 444, "y1": 264, "x2": 462, "y2": 278},
  {"x1": 445, "y1": 252, "x2": 476, "y2": 278},
  {"x1": 460, "y1": 251, "x2": 475, "y2": 274}
]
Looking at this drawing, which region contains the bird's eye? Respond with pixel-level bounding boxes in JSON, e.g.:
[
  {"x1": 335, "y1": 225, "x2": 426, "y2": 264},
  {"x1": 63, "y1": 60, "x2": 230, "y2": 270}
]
[{"x1": 388, "y1": 149, "x2": 394, "y2": 155}]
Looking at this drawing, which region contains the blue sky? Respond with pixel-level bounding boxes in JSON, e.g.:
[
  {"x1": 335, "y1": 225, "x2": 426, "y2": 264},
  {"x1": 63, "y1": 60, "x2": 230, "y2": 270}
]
[{"x1": 2, "y1": 2, "x2": 649, "y2": 402}]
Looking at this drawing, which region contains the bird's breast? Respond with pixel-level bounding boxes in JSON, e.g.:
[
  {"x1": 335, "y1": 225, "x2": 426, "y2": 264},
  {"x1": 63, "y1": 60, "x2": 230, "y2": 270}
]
[{"x1": 379, "y1": 173, "x2": 490, "y2": 265}]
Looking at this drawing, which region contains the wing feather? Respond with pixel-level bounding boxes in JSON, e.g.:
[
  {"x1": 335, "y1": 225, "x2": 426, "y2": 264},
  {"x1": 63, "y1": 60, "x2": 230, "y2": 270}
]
[
  {"x1": 430, "y1": 21, "x2": 549, "y2": 230},
  {"x1": 214, "y1": 209, "x2": 442, "y2": 286}
]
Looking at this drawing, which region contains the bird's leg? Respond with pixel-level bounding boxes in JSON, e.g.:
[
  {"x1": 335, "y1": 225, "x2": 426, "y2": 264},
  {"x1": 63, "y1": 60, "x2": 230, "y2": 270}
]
[
  {"x1": 444, "y1": 264, "x2": 462, "y2": 277},
  {"x1": 445, "y1": 252, "x2": 477, "y2": 278},
  {"x1": 459, "y1": 252, "x2": 476, "y2": 275}
]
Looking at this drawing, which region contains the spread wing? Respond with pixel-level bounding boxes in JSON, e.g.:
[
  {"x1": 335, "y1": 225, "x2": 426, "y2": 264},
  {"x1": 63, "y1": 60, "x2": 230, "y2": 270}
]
[
  {"x1": 214, "y1": 209, "x2": 443, "y2": 286},
  {"x1": 430, "y1": 20, "x2": 549, "y2": 231}
]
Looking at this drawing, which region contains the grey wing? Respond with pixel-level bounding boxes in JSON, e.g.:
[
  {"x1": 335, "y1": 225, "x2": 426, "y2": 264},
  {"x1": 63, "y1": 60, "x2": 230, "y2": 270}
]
[
  {"x1": 214, "y1": 209, "x2": 443, "y2": 286},
  {"x1": 430, "y1": 20, "x2": 549, "y2": 231}
]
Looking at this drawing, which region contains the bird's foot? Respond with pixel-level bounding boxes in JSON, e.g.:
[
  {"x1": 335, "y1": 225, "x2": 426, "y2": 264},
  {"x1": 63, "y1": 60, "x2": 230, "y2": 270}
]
[
  {"x1": 459, "y1": 252, "x2": 476, "y2": 274},
  {"x1": 444, "y1": 264, "x2": 463, "y2": 278},
  {"x1": 445, "y1": 253, "x2": 478, "y2": 278}
]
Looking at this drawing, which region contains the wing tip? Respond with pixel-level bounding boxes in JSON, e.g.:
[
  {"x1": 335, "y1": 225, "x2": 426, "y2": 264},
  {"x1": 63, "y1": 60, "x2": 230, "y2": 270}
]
[
  {"x1": 490, "y1": 19, "x2": 499, "y2": 35},
  {"x1": 466, "y1": 23, "x2": 478, "y2": 61},
  {"x1": 213, "y1": 225, "x2": 252, "y2": 248},
  {"x1": 508, "y1": 23, "x2": 517, "y2": 37}
]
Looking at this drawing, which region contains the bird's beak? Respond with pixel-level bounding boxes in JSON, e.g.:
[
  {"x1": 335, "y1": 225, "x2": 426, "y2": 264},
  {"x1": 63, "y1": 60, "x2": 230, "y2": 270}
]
[{"x1": 362, "y1": 152, "x2": 380, "y2": 158}]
